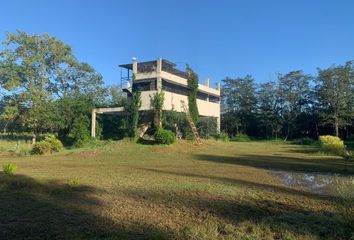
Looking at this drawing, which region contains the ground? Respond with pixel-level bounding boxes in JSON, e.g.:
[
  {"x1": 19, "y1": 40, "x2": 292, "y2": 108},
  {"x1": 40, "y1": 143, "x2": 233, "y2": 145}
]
[{"x1": 0, "y1": 139, "x2": 353, "y2": 240}]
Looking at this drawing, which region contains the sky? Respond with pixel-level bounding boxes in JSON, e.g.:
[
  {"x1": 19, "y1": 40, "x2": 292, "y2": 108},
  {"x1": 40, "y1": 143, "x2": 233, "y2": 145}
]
[{"x1": 0, "y1": 0, "x2": 353, "y2": 87}]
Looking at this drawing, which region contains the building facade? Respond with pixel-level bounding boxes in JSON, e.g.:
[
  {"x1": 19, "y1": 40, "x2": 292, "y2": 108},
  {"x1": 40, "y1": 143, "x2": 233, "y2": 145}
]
[{"x1": 119, "y1": 58, "x2": 221, "y2": 130}]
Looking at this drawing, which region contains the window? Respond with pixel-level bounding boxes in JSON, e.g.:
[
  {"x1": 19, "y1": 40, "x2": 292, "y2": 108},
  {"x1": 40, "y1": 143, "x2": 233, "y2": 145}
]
[{"x1": 133, "y1": 78, "x2": 157, "y2": 91}]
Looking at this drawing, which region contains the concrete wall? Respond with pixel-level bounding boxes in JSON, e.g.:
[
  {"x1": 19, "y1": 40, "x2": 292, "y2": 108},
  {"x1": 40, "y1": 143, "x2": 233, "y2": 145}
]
[
  {"x1": 163, "y1": 91, "x2": 219, "y2": 118},
  {"x1": 133, "y1": 58, "x2": 221, "y2": 130}
]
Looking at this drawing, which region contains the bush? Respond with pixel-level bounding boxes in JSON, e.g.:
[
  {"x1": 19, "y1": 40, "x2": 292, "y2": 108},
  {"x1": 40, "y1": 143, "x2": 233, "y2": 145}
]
[
  {"x1": 197, "y1": 117, "x2": 217, "y2": 139},
  {"x1": 68, "y1": 178, "x2": 80, "y2": 188},
  {"x1": 70, "y1": 115, "x2": 91, "y2": 147},
  {"x1": 3, "y1": 163, "x2": 17, "y2": 174},
  {"x1": 231, "y1": 133, "x2": 251, "y2": 142},
  {"x1": 154, "y1": 129, "x2": 176, "y2": 145},
  {"x1": 31, "y1": 135, "x2": 63, "y2": 155},
  {"x1": 319, "y1": 135, "x2": 346, "y2": 154},
  {"x1": 43, "y1": 134, "x2": 63, "y2": 152},
  {"x1": 214, "y1": 132, "x2": 229, "y2": 142}
]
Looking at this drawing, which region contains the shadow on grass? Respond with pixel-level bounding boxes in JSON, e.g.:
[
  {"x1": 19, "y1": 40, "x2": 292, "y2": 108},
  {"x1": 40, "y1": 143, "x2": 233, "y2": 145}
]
[
  {"x1": 0, "y1": 173, "x2": 172, "y2": 239},
  {"x1": 136, "y1": 138, "x2": 156, "y2": 145},
  {"x1": 194, "y1": 154, "x2": 354, "y2": 175},
  {"x1": 121, "y1": 186, "x2": 351, "y2": 239},
  {"x1": 137, "y1": 168, "x2": 335, "y2": 201}
]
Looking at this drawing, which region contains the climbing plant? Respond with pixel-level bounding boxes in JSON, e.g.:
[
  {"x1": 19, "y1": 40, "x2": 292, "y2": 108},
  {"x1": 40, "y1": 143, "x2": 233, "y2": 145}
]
[
  {"x1": 186, "y1": 65, "x2": 199, "y2": 124},
  {"x1": 126, "y1": 74, "x2": 142, "y2": 139},
  {"x1": 150, "y1": 90, "x2": 165, "y2": 130}
]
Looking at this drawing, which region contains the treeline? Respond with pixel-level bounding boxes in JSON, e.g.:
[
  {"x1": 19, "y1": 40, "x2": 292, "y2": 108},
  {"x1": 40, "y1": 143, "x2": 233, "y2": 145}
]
[
  {"x1": 0, "y1": 31, "x2": 126, "y2": 145},
  {"x1": 221, "y1": 62, "x2": 354, "y2": 140}
]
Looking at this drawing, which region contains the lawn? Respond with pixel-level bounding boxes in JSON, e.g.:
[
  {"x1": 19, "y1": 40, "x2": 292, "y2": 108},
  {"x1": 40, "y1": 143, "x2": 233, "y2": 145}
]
[{"x1": 0, "y1": 139, "x2": 353, "y2": 239}]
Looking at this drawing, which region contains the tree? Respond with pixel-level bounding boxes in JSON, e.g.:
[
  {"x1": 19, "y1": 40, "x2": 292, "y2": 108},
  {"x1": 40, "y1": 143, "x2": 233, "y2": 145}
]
[
  {"x1": 0, "y1": 31, "x2": 75, "y2": 137},
  {"x1": 150, "y1": 90, "x2": 164, "y2": 130},
  {"x1": 186, "y1": 66, "x2": 199, "y2": 124},
  {"x1": 221, "y1": 75, "x2": 258, "y2": 136},
  {"x1": 0, "y1": 31, "x2": 106, "y2": 140},
  {"x1": 0, "y1": 105, "x2": 19, "y2": 133},
  {"x1": 277, "y1": 71, "x2": 312, "y2": 140},
  {"x1": 316, "y1": 61, "x2": 353, "y2": 137},
  {"x1": 126, "y1": 90, "x2": 141, "y2": 139},
  {"x1": 257, "y1": 81, "x2": 282, "y2": 139}
]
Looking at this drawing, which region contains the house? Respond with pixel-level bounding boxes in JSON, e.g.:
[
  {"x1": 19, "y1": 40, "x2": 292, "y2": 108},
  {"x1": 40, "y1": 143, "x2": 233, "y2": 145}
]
[{"x1": 91, "y1": 58, "x2": 220, "y2": 137}]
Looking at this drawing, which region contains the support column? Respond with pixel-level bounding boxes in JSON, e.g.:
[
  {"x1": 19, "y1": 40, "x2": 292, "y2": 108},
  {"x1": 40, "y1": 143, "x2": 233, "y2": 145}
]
[
  {"x1": 216, "y1": 117, "x2": 221, "y2": 133},
  {"x1": 132, "y1": 58, "x2": 137, "y2": 86},
  {"x1": 156, "y1": 58, "x2": 162, "y2": 92},
  {"x1": 91, "y1": 109, "x2": 96, "y2": 138}
]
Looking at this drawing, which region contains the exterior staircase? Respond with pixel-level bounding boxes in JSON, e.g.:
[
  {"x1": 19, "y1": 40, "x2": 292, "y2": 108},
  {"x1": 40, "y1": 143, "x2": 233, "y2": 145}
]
[
  {"x1": 137, "y1": 123, "x2": 149, "y2": 138},
  {"x1": 180, "y1": 100, "x2": 202, "y2": 145}
]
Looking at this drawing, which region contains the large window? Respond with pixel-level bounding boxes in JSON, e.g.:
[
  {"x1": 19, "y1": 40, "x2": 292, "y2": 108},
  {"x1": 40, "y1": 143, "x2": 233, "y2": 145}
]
[
  {"x1": 162, "y1": 79, "x2": 189, "y2": 96},
  {"x1": 133, "y1": 78, "x2": 157, "y2": 91},
  {"x1": 162, "y1": 79, "x2": 219, "y2": 102}
]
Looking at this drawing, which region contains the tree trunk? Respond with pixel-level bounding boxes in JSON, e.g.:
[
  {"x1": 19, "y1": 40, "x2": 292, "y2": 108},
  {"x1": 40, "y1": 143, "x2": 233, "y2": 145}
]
[{"x1": 334, "y1": 116, "x2": 339, "y2": 137}]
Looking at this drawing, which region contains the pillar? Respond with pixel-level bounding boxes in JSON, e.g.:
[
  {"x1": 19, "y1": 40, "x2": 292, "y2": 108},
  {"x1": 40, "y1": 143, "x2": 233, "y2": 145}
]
[
  {"x1": 132, "y1": 58, "x2": 137, "y2": 86},
  {"x1": 217, "y1": 82, "x2": 221, "y2": 91},
  {"x1": 216, "y1": 117, "x2": 221, "y2": 133},
  {"x1": 156, "y1": 58, "x2": 162, "y2": 92},
  {"x1": 205, "y1": 77, "x2": 210, "y2": 87},
  {"x1": 91, "y1": 109, "x2": 96, "y2": 138}
]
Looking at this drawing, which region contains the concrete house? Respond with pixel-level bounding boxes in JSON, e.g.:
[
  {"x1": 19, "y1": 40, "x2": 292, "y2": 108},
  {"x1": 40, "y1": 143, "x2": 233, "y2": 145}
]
[{"x1": 91, "y1": 58, "x2": 220, "y2": 137}]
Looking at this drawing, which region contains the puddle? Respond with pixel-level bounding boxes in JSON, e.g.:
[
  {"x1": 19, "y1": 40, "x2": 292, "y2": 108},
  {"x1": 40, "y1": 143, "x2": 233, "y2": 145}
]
[{"x1": 270, "y1": 171, "x2": 354, "y2": 195}]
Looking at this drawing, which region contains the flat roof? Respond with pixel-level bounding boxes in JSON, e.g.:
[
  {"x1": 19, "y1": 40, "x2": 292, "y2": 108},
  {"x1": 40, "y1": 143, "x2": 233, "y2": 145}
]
[{"x1": 119, "y1": 59, "x2": 186, "y2": 78}]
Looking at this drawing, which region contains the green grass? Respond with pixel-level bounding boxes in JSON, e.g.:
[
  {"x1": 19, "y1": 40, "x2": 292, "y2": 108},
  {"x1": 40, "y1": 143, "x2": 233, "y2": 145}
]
[{"x1": 0, "y1": 139, "x2": 353, "y2": 239}]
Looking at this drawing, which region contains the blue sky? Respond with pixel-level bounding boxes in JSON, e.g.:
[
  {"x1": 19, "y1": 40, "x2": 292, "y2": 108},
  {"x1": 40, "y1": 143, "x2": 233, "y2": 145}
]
[{"x1": 1, "y1": 0, "x2": 353, "y2": 87}]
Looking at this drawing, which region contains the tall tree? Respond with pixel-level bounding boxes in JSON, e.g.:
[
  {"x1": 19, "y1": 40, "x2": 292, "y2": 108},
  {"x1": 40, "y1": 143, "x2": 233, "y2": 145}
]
[
  {"x1": 221, "y1": 75, "x2": 257, "y2": 136},
  {"x1": 0, "y1": 31, "x2": 106, "y2": 140},
  {"x1": 257, "y1": 81, "x2": 282, "y2": 139},
  {"x1": 186, "y1": 66, "x2": 199, "y2": 124},
  {"x1": 316, "y1": 61, "x2": 353, "y2": 137},
  {"x1": 277, "y1": 71, "x2": 312, "y2": 140}
]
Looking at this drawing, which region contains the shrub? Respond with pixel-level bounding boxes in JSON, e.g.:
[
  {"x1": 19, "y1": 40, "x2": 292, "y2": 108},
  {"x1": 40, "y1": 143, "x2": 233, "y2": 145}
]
[
  {"x1": 70, "y1": 115, "x2": 91, "y2": 147},
  {"x1": 231, "y1": 133, "x2": 251, "y2": 142},
  {"x1": 154, "y1": 129, "x2": 176, "y2": 145},
  {"x1": 31, "y1": 135, "x2": 63, "y2": 155},
  {"x1": 68, "y1": 178, "x2": 80, "y2": 188},
  {"x1": 3, "y1": 163, "x2": 17, "y2": 174},
  {"x1": 43, "y1": 134, "x2": 63, "y2": 152},
  {"x1": 214, "y1": 132, "x2": 229, "y2": 142},
  {"x1": 319, "y1": 135, "x2": 346, "y2": 154},
  {"x1": 197, "y1": 117, "x2": 217, "y2": 139},
  {"x1": 31, "y1": 141, "x2": 52, "y2": 155}
]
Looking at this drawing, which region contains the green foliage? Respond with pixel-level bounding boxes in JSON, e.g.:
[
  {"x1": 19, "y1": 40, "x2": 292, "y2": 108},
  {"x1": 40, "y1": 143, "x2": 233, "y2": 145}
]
[
  {"x1": 186, "y1": 66, "x2": 199, "y2": 124},
  {"x1": 68, "y1": 178, "x2": 80, "y2": 188},
  {"x1": 222, "y1": 75, "x2": 258, "y2": 136},
  {"x1": 43, "y1": 134, "x2": 63, "y2": 152},
  {"x1": 70, "y1": 115, "x2": 91, "y2": 147},
  {"x1": 0, "y1": 31, "x2": 106, "y2": 141},
  {"x1": 154, "y1": 129, "x2": 176, "y2": 145},
  {"x1": 126, "y1": 89, "x2": 141, "y2": 139},
  {"x1": 150, "y1": 90, "x2": 164, "y2": 130},
  {"x1": 197, "y1": 117, "x2": 217, "y2": 139},
  {"x1": 2, "y1": 163, "x2": 17, "y2": 174},
  {"x1": 31, "y1": 135, "x2": 63, "y2": 155},
  {"x1": 231, "y1": 133, "x2": 251, "y2": 142},
  {"x1": 319, "y1": 135, "x2": 346, "y2": 154},
  {"x1": 316, "y1": 62, "x2": 353, "y2": 137},
  {"x1": 31, "y1": 141, "x2": 52, "y2": 155},
  {"x1": 214, "y1": 132, "x2": 229, "y2": 142}
]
